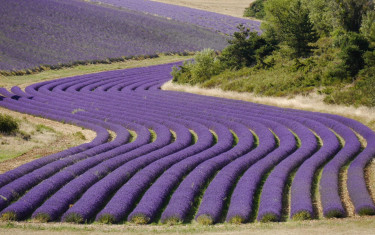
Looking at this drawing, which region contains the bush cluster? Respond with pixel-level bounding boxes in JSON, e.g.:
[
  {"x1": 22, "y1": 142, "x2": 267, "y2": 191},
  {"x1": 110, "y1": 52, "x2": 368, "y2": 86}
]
[
  {"x1": 0, "y1": 114, "x2": 19, "y2": 134},
  {"x1": 173, "y1": 0, "x2": 375, "y2": 107}
]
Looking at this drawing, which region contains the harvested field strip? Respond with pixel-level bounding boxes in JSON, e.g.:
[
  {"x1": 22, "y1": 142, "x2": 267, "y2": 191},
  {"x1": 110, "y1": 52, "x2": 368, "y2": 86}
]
[{"x1": 0, "y1": 62, "x2": 374, "y2": 225}]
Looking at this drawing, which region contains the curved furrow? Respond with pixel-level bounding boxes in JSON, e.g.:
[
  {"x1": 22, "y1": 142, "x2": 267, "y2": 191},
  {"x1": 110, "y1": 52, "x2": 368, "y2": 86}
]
[{"x1": 0, "y1": 61, "x2": 374, "y2": 225}]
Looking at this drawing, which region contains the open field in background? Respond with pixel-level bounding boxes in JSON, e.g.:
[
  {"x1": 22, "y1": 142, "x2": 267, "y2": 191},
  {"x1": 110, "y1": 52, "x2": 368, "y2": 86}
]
[
  {"x1": 1, "y1": 217, "x2": 375, "y2": 235},
  {"x1": 0, "y1": 0, "x2": 225, "y2": 72},
  {"x1": 0, "y1": 55, "x2": 192, "y2": 90},
  {"x1": 162, "y1": 81, "x2": 375, "y2": 132},
  {"x1": 151, "y1": 0, "x2": 256, "y2": 19}
]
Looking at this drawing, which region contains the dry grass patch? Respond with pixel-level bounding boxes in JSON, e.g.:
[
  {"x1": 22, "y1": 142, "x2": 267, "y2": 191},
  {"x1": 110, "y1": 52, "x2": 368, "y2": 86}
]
[
  {"x1": 0, "y1": 107, "x2": 95, "y2": 174},
  {"x1": 151, "y1": 0, "x2": 256, "y2": 18},
  {"x1": 365, "y1": 159, "x2": 375, "y2": 205},
  {"x1": 162, "y1": 81, "x2": 375, "y2": 132}
]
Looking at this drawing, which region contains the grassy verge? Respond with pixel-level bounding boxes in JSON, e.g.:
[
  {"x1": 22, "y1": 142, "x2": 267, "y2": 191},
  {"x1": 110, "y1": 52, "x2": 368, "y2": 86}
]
[
  {"x1": 0, "y1": 54, "x2": 192, "y2": 90},
  {"x1": 2, "y1": 217, "x2": 375, "y2": 235},
  {"x1": 0, "y1": 107, "x2": 95, "y2": 173},
  {"x1": 161, "y1": 81, "x2": 375, "y2": 132}
]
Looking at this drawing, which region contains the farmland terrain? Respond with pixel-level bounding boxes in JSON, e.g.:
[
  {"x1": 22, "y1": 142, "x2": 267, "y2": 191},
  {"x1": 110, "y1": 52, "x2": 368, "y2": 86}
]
[
  {"x1": 151, "y1": 0, "x2": 255, "y2": 18},
  {"x1": 0, "y1": 0, "x2": 374, "y2": 234},
  {"x1": 1, "y1": 62, "x2": 374, "y2": 226},
  {"x1": 0, "y1": 0, "x2": 226, "y2": 72}
]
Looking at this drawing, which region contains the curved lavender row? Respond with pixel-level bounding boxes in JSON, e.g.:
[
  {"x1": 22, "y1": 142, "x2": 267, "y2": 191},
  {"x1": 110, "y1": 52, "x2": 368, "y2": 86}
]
[
  {"x1": 160, "y1": 121, "x2": 275, "y2": 223},
  {"x1": 64, "y1": 121, "x2": 211, "y2": 223},
  {"x1": 94, "y1": 122, "x2": 229, "y2": 224},
  {"x1": 58, "y1": 64, "x2": 374, "y2": 220},
  {"x1": 0, "y1": 100, "x2": 106, "y2": 188},
  {"x1": 257, "y1": 116, "x2": 340, "y2": 222},
  {"x1": 31, "y1": 122, "x2": 173, "y2": 222},
  {"x1": 0, "y1": 123, "x2": 127, "y2": 217},
  {"x1": 0, "y1": 98, "x2": 114, "y2": 211},
  {"x1": 127, "y1": 122, "x2": 253, "y2": 223},
  {"x1": 2, "y1": 122, "x2": 152, "y2": 221},
  {"x1": 294, "y1": 115, "x2": 361, "y2": 218},
  {"x1": 7, "y1": 77, "x2": 188, "y2": 220},
  {"x1": 321, "y1": 114, "x2": 375, "y2": 215},
  {"x1": 11, "y1": 64, "x2": 206, "y2": 222},
  {"x1": 146, "y1": 85, "x2": 370, "y2": 220},
  {"x1": 91, "y1": 0, "x2": 261, "y2": 35},
  {"x1": 226, "y1": 120, "x2": 304, "y2": 223},
  {"x1": 98, "y1": 64, "x2": 374, "y2": 218},
  {"x1": 1, "y1": 61, "x2": 374, "y2": 224},
  {"x1": 289, "y1": 118, "x2": 344, "y2": 219},
  {"x1": 196, "y1": 117, "x2": 297, "y2": 224}
]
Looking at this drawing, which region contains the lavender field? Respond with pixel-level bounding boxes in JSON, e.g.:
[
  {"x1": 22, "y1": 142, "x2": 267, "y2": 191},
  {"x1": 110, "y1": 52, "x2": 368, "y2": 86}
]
[
  {"x1": 0, "y1": 62, "x2": 374, "y2": 224},
  {"x1": 90, "y1": 0, "x2": 261, "y2": 35},
  {"x1": 0, "y1": 0, "x2": 228, "y2": 71}
]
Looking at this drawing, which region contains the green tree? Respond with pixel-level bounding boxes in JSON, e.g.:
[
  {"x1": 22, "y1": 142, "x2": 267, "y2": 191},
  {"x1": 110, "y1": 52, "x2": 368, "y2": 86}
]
[
  {"x1": 361, "y1": 8, "x2": 375, "y2": 44},
  {"x1": 301, "y1": 0, "x2": 335, "y2": 36},
  {"x1": 263, "y1": 0, "x2": 318, "y2": 57},
  {"x1": 330, "y1": 0, "x2": 374, "y2": 32},
  {"x1": 220, "y1": 24, "x2": 275, "y2": 68}
]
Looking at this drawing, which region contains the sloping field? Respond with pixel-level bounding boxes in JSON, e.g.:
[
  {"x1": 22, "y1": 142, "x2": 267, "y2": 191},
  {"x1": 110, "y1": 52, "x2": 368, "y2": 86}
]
[
  {"x1": 151, "y1": 0, "x2": 255, "y2": 18},
  {"x1": 0, "y1": 63, "x2": 374, "y2": 224},
  {"x1": 0, "y1": 0, "x2": 227, "y2": 71},
  {"x1": 89, "y1": 0, "x2": 261, "y2": 35}
]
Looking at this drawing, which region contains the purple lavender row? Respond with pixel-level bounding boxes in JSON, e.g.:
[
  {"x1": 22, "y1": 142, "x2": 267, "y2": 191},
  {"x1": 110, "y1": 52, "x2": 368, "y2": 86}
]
[
  {"x1": 7, "y1": 70, "x2": 203, "y2": 222},
  {"x1": 86, "y1": 64, "x2": 370, "y2": 220},
  {"x1": 91, "y1": 0, "x2": 261, "y2": 35},
  {"x1": 63, "y1": 121, "x2": 210, "y2": 223},
  {"x1": 160, "y1": 121, "x2": 274, "y2": 223},
  {"x1": 293, "y1": 114, "x2": 361, "y2": 218},
  {"x1": 225, "y1": 119, "x2": 299, "y2": 223},
  {"x1": 289, "y1": 118, "x2": 342, "y2": 219},
  {"x1": 31, "y1": 122, "x2": 174, "y2": 222},
  {"x1": 145, "y1": 82, "x2": 372, "y2": 220},
  {"x1": 196, "y1": 117, "x2": 297, "y2": 224},
  {"x1": 0, "y1": 97, "x2": 118, "y2": 212},
  {"x1": 322, "y1": 114, "x2": 375, "y2": 215},
  {"x1": 1, "y1": 61, "x2": 374, "y2": 223},
  {"x1": 257, "y1": 116, "x2": 339, "y2": 222},
  {"x1": 0, "y1": 73, "x2": 182, "y2": 220},
  {"x1": 100, "y1": 63, "x2": 375, "y2": 219},
  {"x1": 0, "y1": 104, "x2": 104, "y2": 189},
  {"x1": 127, "y1": 121, "x2": 253, "y2": 224}
]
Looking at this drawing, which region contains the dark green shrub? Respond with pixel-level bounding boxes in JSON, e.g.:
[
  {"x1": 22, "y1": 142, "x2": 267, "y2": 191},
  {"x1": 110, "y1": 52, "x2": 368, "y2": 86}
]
[
  {"x1": 335, "y1": 32, "x2": 370, "y2": 77},
  {"x1": 172, "y1": 48, "x2": 223, "y2": 85},
  {"x1": 244, "y1": 0, "x2": 266, "y2": 19},
  {"x1": 220, "y1": 25, "x2": 276, "y2": 69},
  {"x1": 292, "y1": 211, "x2": 312, "y2": 220},
  {"x1": 324, "y1": 209, "x2": 345, "y2": 218},
  {"x1": 259, "y1": 213, "x2": 279, "y2": 222},
  {"x1": 0, "y1": 114, "x2": 19, "y2": 134},
  {"x1": 63, "y1": 213, "x2": 84, "y2": 223},
  {"x1": 97, "y1": 214, "x2": 115, "y2": 224}
]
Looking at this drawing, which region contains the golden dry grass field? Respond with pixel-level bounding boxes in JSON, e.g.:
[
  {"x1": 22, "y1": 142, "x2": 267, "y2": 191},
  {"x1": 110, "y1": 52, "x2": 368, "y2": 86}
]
[{"x1": 151, "y1": 0, "x2": 255, "y2": 18}]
